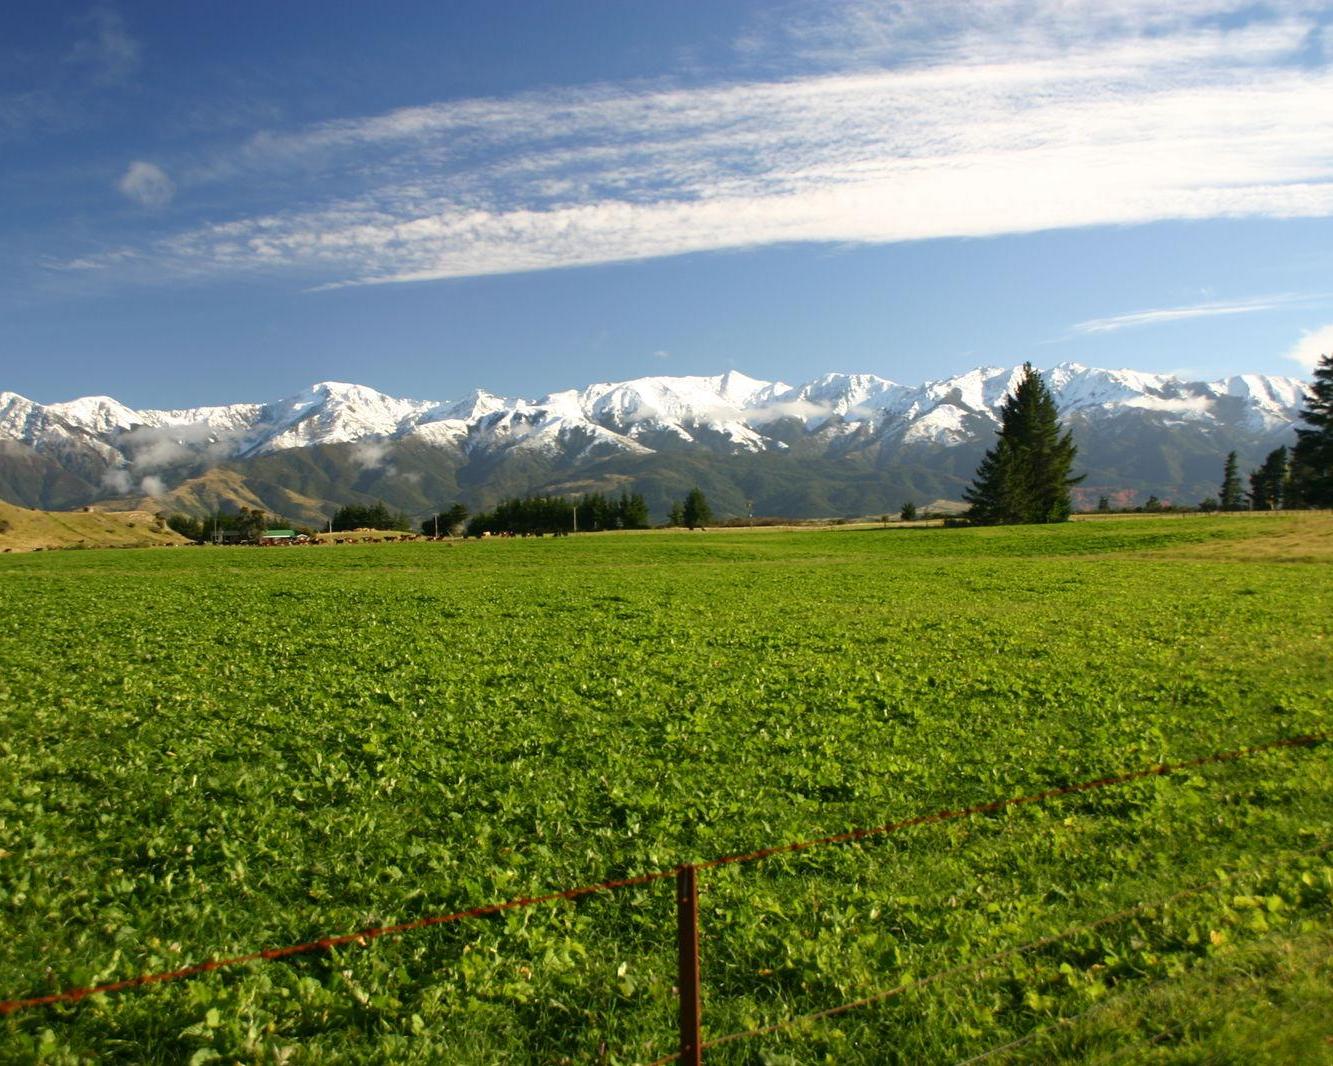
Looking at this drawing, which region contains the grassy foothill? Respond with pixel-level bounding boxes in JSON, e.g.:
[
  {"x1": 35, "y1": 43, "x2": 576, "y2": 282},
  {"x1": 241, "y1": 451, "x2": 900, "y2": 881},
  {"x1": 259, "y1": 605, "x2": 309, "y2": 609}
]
[
  {"x1": 0, "y1": 501, "x2": 190, "y2": 554},
  {"x1": 0, "y1": 514, "x2": 1329, "y2": 1063}
]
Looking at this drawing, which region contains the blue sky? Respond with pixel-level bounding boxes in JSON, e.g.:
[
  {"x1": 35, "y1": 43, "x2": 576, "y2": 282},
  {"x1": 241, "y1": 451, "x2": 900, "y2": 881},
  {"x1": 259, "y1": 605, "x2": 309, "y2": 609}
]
[{"x1": 4, "y1": 1, "x2": 1333, "y2": 409}]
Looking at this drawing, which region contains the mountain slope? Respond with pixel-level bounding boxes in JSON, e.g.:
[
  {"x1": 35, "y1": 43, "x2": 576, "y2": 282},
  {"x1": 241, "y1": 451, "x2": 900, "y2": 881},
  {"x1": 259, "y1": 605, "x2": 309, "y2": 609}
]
[{"x1": 0, "y1": 363, "x2": 1308, "y2": 523}]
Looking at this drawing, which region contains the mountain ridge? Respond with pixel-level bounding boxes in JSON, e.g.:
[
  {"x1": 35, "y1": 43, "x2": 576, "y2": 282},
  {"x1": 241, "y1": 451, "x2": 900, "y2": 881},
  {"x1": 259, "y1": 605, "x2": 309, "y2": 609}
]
[{"x1": 0, "y1": 362, "x2": 1310, "y2": 523}]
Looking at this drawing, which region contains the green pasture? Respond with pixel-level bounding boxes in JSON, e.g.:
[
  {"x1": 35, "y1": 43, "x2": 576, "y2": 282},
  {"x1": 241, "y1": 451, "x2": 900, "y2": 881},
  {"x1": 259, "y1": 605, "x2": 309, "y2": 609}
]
[{"x1": 1, "y1": 515, "x2": 1330, "y2": 1063}]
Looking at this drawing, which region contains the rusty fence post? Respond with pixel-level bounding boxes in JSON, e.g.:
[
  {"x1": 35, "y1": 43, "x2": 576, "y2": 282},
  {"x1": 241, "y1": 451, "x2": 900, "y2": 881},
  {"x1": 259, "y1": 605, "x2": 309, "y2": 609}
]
[{"x1": 677, "y1": 863, "x2": 702, "y2": 1065}]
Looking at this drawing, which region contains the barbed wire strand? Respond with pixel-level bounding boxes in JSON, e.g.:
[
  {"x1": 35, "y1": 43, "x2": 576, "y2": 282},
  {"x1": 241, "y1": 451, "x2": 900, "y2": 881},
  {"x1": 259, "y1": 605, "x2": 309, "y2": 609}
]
[
  {"x1": 644, "y1": 839, "x2": 1332, "y2": 1065},
  {"x1": 695, "y1": 733, "x2": 1324, "y2": 873},
  {"x1": 0, "y1": 867, "x2": 676, "y2": 1016},
  {"x1": 1, "y1": 732, "x2": 1323, "y2": 1017}
]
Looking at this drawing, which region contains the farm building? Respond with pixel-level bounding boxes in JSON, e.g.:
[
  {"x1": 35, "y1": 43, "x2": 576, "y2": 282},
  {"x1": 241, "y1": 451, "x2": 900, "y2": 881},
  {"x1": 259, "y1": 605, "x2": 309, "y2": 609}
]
[{"x1": 259, "y1": 529, "x2": 305, "y2": 545}]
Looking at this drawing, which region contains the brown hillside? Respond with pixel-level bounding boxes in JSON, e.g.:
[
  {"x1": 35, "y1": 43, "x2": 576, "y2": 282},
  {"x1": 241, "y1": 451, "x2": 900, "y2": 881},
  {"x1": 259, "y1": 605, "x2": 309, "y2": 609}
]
[{"x1": 0, "y1": 500, "x2": 191, "y2": 552}]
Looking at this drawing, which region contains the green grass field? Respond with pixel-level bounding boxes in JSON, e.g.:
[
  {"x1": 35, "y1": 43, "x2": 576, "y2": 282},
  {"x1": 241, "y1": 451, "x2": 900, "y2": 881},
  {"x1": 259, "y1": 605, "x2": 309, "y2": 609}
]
[{"x1": 1, "y1": 516, "x2": 1330, "y2": 1064}]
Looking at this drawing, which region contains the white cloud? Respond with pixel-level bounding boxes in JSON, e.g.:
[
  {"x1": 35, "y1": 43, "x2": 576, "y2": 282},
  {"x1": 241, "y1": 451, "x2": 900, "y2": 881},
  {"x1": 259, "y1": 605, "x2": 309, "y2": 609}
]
[
  {"x1": 735, "y1": 0, "x2": 1322, "y2": 70},
  {"x1": 100, "y1": 467, "x2": 132, "y2": 493},
  {"x1": 139, "y1": 474, "x2": 166, "y2": 496},
  {"x1": 117, "y1": 421, "x2": 235, "y2": 469},
  {"x1": 1285, "y1": 324, "x2": 1333, "y2": 370},
  {"x1": 65, "y1": 4, "x2": 1333, "y2": 286},
  {"x1": 117, "y1": 161, "x2": 174, "y2": 208},
  {"x1": 350, "y1": 440, "x2": 391, "y2": 469}
]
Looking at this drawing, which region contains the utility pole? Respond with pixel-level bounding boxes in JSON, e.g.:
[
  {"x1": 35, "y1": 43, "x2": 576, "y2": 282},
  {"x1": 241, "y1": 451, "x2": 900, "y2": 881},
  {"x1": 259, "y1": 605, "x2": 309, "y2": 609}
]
[{"x1": 572, "y1": 503, "x2": 578, "y2": 534}]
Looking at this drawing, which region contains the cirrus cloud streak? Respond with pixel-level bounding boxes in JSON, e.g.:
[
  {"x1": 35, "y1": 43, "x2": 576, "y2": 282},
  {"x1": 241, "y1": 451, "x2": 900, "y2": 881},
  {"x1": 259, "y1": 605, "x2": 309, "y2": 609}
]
[{"x1": 63, "y1": 8, "x2": 1333, "y2": 289}]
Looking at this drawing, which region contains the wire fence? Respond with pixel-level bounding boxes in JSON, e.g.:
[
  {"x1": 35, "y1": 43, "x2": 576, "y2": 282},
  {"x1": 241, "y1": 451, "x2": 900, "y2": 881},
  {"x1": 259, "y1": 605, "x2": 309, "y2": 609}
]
[
  {"x1": 648, "y1": 837, "x2": 1332, "y2": 1065},
  {"x1": 2, "y1": 731, "x2": 1327, "y2": 1062}
]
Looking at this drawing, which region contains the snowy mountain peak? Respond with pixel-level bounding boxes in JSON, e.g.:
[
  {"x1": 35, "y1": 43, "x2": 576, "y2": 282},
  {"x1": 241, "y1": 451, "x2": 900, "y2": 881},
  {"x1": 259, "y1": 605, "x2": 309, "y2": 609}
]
[{"x1": 0, "y1": 364, "x2": 1308, "y2": 480}]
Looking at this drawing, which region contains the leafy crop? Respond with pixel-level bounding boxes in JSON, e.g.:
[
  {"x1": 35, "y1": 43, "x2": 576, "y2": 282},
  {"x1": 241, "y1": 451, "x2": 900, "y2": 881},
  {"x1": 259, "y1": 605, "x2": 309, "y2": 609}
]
[{"x1": 0, "y1": 515, "x2": 1329, "y2": 1063}]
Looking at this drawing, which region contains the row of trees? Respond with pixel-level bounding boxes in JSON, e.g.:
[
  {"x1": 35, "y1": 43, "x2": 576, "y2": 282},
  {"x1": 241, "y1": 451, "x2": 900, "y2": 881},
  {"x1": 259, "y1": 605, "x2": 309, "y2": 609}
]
[
  {"x1": 667, "y1": 488, "x2": 713, "y2": 529},
  {"x1": 465, "y1": 491, "x2": 651, "y2": 537},
  {"x1": 963, "y1": 354, "x2": 1333, "y2": 525},
  {"x1": 331, "y1": 501, "x2": 412, "y2": 532},
  {"x1": 1217, "y1": 447, "x2": 1293, "y2": 511},
  {"x1": 1213, "y1": 356, "x2": 1333, "y2": 510},
  {"x1": 167, "y1": 507, "x2": 270, "y2": 544}
]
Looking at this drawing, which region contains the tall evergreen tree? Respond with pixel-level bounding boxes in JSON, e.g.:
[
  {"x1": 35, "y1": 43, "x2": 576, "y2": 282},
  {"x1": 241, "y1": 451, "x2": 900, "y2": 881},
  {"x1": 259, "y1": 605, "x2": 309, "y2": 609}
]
[
  {"x1": 963, "y1": 363, "x2": 1082, "y2": 525},
  {"x1": 1219, "y1": 451, "x2": 1244, "y2": 511},
  {"x1": 1248, "y1": 447, "x2": 1289, "y2": 511},
  {"x1": 616, "y1": 491, "x2": 650, "y2": 530},
  {"x1": 1291, "y1": 353, "x2": 1333, "y2": 507},
  {"x1": 681, "y1": 488, "x2": 713, "y2": 529},
  {"x1": 422, "y1": 503, "x2": 468, "y2": 536}
]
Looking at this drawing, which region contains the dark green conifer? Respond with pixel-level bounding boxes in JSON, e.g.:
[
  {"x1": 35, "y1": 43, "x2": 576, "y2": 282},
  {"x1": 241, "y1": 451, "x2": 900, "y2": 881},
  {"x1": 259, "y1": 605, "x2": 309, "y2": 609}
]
[
  {"x1": 1219, "y1": 451, "x2": 1244, "y2": 511},
  {"x1": 1248, "y1": 446, "x2": 1289, "y2": 511},
  {"x1": 1291, "y1": 353, "x2": 1333, "y2": 507},
  {"x1": 963, "y1": 363, "x2": 1082, "y2": 525},
  {"x1": 681, "y1": 488, "x2": 712, "y2": 529}
]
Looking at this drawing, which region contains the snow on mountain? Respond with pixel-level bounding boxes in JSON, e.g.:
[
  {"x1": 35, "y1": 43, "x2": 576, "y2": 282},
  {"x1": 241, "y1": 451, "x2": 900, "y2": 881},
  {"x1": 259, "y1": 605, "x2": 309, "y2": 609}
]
[{"x1": 0, "y1": 363, "x2": 1308, "y2": 477}]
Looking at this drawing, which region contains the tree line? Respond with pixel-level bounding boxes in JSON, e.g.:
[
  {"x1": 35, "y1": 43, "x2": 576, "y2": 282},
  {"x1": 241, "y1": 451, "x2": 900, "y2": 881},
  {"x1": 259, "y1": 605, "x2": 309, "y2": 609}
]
[
  {"x1": 959, "y1": 354, "x2": 1333, "y2": 525},
  {"x1": 1209, "y1": 355, "x2": 1332, "y2": 511},
  {"x1": 330, "y1": 501, "x2": 412, "y2": 532},
  {"x1": 167, "y1": 507, "x2": 271, "y2": 544},
  {"x1": 465, "y1": 491, "x2": 650, "y2": 536}
]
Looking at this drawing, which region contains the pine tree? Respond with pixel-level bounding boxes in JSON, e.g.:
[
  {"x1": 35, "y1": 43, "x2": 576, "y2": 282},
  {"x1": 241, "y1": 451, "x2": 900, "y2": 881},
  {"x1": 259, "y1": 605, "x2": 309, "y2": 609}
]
[
  {"x1": 963, "y1": 363, "x2": 1082, "y2": 525},
  {"x1": 422, "y1": 503, "x2": 469, "y2": 536},
  {"x1": 1291, "y1": 353, "x2": 1333, "y2": 507},
  {"x1": 616, "y1": 491, "x2": 650, "y2": 530},
  {"x1": 681, "y1": 488, "x2": 713, "y2": 529},
  {"x1": 1248, "y1": 447, "x2": 1289, "y2": 510},
  {"x1": 1219, "y1": 451, "x2": 1244, "y2": 511}
]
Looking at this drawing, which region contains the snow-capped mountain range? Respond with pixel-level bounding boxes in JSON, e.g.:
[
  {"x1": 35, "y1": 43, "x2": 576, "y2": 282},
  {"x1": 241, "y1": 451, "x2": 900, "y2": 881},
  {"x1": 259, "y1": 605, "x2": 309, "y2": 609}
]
[
  {"x1": 0, "y1": 362, "x2": 1310, "y2": 520},
  {"x1": 0, "y1": 362, "x2": 1306, "y2": 469}
]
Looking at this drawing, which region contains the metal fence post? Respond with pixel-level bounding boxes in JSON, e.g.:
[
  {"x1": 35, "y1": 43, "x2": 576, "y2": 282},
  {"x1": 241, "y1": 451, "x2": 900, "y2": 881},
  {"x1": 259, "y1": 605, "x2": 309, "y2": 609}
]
[{"x1": 677, "y1": 863, "x2": 702, "y2": 1065}]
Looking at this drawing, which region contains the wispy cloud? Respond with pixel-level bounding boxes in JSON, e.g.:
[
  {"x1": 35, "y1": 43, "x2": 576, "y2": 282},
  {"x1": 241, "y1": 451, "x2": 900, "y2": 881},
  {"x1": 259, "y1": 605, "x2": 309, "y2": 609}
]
[
  {"x1": 1071, "y1": 295, "x2": 1306, "y2": 335},
  {"x1": 2, "y1": 5, "x2": 141, "y2": 141},
  {"x1": 65, "y1": 6, "x2": 140, "y2": 86},
  {"x1": 735, "y1": 0, "x2": 1326, "y2": 71},
  {"x1": 53, "y1": 1, "x2": 1333, "y2": 288}
]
